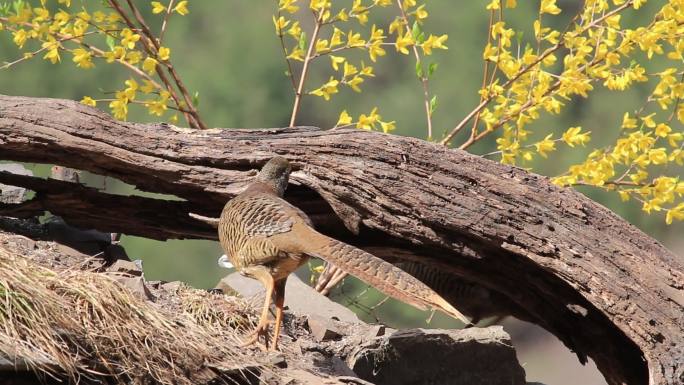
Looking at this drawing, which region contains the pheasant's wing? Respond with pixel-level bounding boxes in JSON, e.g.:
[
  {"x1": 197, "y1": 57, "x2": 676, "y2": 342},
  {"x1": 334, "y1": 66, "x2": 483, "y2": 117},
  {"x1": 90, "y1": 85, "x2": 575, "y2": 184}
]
[{"x1": 221, "y1": 193, "x2": 303, "y2": 267}]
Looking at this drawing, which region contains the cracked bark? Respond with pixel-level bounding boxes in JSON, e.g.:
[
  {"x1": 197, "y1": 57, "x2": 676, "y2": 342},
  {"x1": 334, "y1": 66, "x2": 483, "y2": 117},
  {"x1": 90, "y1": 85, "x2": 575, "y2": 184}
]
[{"x1": 0, "y1": 94, "x2": 682, "y2": 385}]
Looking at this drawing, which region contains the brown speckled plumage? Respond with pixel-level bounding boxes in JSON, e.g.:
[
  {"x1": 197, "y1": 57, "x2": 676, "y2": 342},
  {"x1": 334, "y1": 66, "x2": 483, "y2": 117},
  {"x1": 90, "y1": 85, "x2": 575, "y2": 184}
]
[{"x1": 218, "y1": 156, "x2": 468, "y2": 350}]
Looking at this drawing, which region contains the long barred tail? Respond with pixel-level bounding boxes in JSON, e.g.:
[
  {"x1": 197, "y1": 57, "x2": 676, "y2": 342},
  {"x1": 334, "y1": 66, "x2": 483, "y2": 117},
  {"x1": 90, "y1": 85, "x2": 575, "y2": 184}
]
[{"x1": 307, "y1": 231, "x2": 469, "y2": 324}]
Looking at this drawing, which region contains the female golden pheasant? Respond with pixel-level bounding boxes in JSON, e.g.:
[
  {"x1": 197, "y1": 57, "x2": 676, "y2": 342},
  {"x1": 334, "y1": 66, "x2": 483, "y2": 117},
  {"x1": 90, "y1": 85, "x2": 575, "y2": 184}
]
[{"x1": 218, "y1": 156, "x2": 467, "y2": 350}]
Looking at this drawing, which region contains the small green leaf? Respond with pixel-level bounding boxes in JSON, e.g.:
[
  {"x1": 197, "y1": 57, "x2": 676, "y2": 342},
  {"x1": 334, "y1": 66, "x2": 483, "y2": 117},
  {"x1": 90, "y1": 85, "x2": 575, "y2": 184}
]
[
  {"x1": 106, "y1": 35, "x2": 116, "y2": 51},
  {"x1": 298, "y1": 32, "x2": 307, "y2": 50},
  {"x1": 411, "y1": 21, "x2": 421, "y2": 40},
  {"x1": 0, "y1": 2, "x2": 11, "y2": 16},
  {"x1": 429, "y1": 95, "x2": 438, "y2": 114},
  {"x1": 192, "y1": 91, "x2": 200, "y2": 107},
  {"x1": 427, "y1": 62, "x2": 438, "y2": 77},
  {"x1": 415, "y1": 61, "x2": 423, "y2": 78},
  {"x1": 12, "y1": 0, "x2": 23, "y2": 15}
]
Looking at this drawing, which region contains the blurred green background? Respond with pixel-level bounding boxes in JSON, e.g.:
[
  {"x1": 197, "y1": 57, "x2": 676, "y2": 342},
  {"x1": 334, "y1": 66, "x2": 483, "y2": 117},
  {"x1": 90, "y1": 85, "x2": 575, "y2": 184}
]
[{"x1": 2, "y1": 2, "x2": 682, "y2": 384}]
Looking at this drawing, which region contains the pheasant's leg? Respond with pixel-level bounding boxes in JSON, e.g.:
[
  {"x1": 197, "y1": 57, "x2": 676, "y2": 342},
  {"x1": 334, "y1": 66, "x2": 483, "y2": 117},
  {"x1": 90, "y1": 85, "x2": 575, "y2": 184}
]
[
  {"x1": 240, "y1": 267, "x2": 275, "y2": 350},
  {"x1": 270, "y1": 279, "x2": 287, "y2": 351}
]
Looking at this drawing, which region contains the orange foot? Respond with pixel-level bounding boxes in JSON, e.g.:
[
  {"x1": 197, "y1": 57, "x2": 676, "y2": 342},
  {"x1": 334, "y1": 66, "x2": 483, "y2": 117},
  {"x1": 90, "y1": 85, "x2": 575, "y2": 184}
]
[{"x1": 240, "y1": 320, "x2": 274, "y2": 351}]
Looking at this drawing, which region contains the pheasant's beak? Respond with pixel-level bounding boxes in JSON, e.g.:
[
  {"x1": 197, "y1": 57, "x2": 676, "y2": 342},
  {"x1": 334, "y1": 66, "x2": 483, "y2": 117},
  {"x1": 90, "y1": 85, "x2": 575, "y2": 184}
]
[{"x1": 217, "y1": 255, "x2": 234, "y2": 269}]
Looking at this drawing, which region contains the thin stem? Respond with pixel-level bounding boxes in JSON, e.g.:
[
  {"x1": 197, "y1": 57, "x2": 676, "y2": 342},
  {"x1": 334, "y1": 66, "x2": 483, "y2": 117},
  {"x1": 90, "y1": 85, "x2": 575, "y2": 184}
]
[
  {"x1": 276, "y1": 10, "x2": 297, "y2": 93},
  {"x1": 396, "y1": 0, "x2": 433, "y2": 139},
  {"x1": 159, "y1": 0, "x2": 176, "y2": 44},
  {"x1": 464, "y1": 8, "x2": 496, "y2": 145},
  {"x1": 289, "y1": 11, "x2": 323, "y2": 127}
]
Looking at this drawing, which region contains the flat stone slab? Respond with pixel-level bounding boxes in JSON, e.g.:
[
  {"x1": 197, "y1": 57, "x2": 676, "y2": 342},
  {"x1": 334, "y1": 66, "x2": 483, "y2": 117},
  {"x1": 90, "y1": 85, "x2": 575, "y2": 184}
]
[
  {"x1": 348, "y1": 326, "x2": 526, "y2": 385},
  {"x1": 216, "y1": 272, "x2": 360, "y2": 323}
]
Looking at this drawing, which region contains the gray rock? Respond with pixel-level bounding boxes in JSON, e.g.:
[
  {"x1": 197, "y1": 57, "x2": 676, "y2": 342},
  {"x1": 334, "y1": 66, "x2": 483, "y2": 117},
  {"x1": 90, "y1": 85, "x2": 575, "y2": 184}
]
[
  {"x1": 112, "y1": 276, "x2": 155, "y2": 301},
  {"x1": 0, "y1": 163, "x2": 32, "y2": 204},
  {"x1": 107, "y1": 259, "x2": 142, "y2": 276},
  {"x1": 348, "y1": 326, "x2": 526, "y2": 385},
  {"x1": 307, "y1": 315, "x2": 344, "y2": 342},
  {"x1": 216, "y1": 272, "x2": 360, "y2": 323}
]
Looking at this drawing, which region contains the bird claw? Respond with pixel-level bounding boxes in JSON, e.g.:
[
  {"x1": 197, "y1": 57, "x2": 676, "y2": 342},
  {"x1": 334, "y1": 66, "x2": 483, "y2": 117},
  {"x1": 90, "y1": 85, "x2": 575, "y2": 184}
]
[{"x1": 241, "y1": 320, "x2": 277, "y2": 351}]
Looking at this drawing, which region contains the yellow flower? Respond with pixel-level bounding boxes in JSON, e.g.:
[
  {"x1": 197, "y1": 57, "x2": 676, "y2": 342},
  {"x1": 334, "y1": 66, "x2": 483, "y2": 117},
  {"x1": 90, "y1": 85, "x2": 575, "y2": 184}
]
[
  {"x1": 143, "y1": 57, "x2": 158, "y2": 74},
  {"x1": 330, "y1": 27, "x2": 343, "y2": 47},
  {"x1": 120, "y1": 28, "x2": 140, "y2": 49},
  {"x1": 622, "y1": 112, "x2": 638, "y2": 129},
  {"x1": 146, "y1": 98, "x2": 168, "y2": 116},
  {"x1": 279, "y1": 0, "x2": 299, "y2": 13},
  {"x1": 562, "y1": 127, "x2": 590, "y2": 147},
  {"x1": 347, "y1": 30, "x2": 365, "y2": 47},
  {"x1": 42, "y1": 40, "x2": 61, "y2": 64},
  {"x1": 93, "y1": 11, "x2": 106, "y2": 23},
  {"x1": 368, "y1": 41, "x2": 386, "y2": 62},
  {"x1": 421, "y1": 34, "x2": 448, "y2": 55},
  {"x1": 666, "y1": 203, "x2": 684, "y2": 224},
  {"x1": 126, "y1": 50, "x2": 143, "y2": 65},
  {"x1": 174, "y1": 1, "x2": 189, "y2": 15},
  {"x1": 104, "y1": 46, "x2": 126, "y2": 63},
  {"x1": 360, "y1": 62, "x2": 374, "y2": 77},
  {"x1": 330, "y1": 55, "x2": 345, "y2": 70},
  {"x1": 140, "y1": 79, "x2": 157, "y2": 93},
  {"x1": 54, "y1": 10, "x2": 70, "y2": 26},
  {"x1": 310, "y1": 0, "x2": 330, "y2": 12},
  {"x1": 486, "y1": 0, "x2": 499, "y2": 10},
  {"x1": 315, "y1": 39, "x2": 329, "y2": 53},
  {"x1": 80, "y1": 96, "x2": 97, "y2": 107},
  {"x1": 273, "y1": 16, "x2": 290, "y2": 34},
  {"x1": 641, "y1": 113, "x2": 656, "y2": 128},
  {"x1": 389, "y1": 18, "x2": 404, "y2": 35},
  {"x1": 288, "y1": 21, "x2": 302, "y2": 38},
  {"x1": 72, "y1": 48, "x2": 94, "y2": 69},
  {"x1": 540, "y1": 0, "x2": 561, "y2": 15},
  {"x1": 158, "y1": 46, "x2": 171, "y2": 61},
  {"x1": 343, "y1": 62, "x2": 358, "y2": 78},
  {"x1": 109, "y1": 98, "x2": 128, "y2": 120},
  {"x1": 655, "y1": 123, "x2": 671, "y2": 137},
  {"x1": 414, "y1": 5, "x2": 428, "y2": 20},
  {"x1": 151, "y1": 1, "x2": 166, "y2": 14},
  {"x1": 124, "y1": 79, "x2": 138, "y2": 101},
  {"x1": 534, "y1": 134, "x2": 556, "y2": 158},
  {"x1": 310, "y1": 77, "x2": 339, "y2": 100},
  {"x1": 336, "y1": 110, "x2": 352, "y2": 126},
  {"x1": 287, "y1": 47, "x2": 305, "y2": 61},
  {"x1": 648, "y1": 148, "x2": 668, "y2": 165},
  {"x1": 13, "y1": 29, "x2": 28, "y2": 48},
  {"x1": 380, "y1": 120, "x2": 396, "y2": 133},
  {"x1": 357, "y1": 107, "x2": 380, "y2": 130},
  {"x1": 395, "y1": 31, "x2": 414, "y2": 54},
  {"x1": 347, "y1": 75, "x2": 364, "y2": 92}
]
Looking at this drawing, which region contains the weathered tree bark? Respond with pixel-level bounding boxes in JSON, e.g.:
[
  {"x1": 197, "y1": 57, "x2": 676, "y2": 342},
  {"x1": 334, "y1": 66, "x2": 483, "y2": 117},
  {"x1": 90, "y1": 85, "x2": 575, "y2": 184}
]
[{"x1": 0, "y1": 94, "x2": 682, "y2": 385}]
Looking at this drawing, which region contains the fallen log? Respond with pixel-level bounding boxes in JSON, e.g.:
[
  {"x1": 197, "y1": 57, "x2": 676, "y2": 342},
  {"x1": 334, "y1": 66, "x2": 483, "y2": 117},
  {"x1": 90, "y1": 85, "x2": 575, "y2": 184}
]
[{"x1": 1, "y1": 94, "x2": 682, "y2": 385}]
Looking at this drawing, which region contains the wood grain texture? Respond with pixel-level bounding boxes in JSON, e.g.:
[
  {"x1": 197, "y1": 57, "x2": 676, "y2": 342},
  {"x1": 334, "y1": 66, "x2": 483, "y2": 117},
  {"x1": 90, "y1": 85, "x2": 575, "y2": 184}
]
[{"x1": 1, "y1": 94, "x2": 683, "y2": 385}]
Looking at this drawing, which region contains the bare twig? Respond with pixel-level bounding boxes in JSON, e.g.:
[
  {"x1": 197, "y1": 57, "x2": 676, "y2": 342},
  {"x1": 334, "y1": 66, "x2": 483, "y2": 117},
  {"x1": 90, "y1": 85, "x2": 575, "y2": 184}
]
[
  {"x1": 159, "y1": 0, "x2": 176, "y2": 44},
  {"x1": 289, "y1": 10, "x2": 324, "y2": 127},
  {"x1": 396, "y1": 0, "x2": 433, "y2": 139}
]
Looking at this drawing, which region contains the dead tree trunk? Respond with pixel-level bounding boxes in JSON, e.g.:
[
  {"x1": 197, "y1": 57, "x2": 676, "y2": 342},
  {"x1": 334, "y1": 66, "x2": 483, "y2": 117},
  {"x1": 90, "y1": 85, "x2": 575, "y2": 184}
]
[{"x1": 0, "y1": 94, "x2": 682, "y2": 385}]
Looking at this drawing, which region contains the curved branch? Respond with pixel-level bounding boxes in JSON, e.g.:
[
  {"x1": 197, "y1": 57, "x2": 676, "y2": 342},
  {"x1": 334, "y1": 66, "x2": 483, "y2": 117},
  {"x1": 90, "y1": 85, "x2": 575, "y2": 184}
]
[{"x1": 0, "y1": 94, "x2": 682, "y2": 385}]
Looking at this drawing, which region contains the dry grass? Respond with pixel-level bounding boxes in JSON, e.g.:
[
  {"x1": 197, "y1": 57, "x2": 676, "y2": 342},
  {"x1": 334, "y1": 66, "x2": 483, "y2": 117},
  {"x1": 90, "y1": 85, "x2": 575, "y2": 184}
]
[{"x1": 0, "y1": 247, "x2": 268, "y2": 384}]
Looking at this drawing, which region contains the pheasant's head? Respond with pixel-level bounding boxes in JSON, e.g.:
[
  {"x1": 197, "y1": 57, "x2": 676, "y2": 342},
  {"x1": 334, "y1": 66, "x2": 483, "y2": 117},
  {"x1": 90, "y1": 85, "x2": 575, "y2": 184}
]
[{"x1": 256, "y1": 156, "x2": 291, "y2": 196}]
